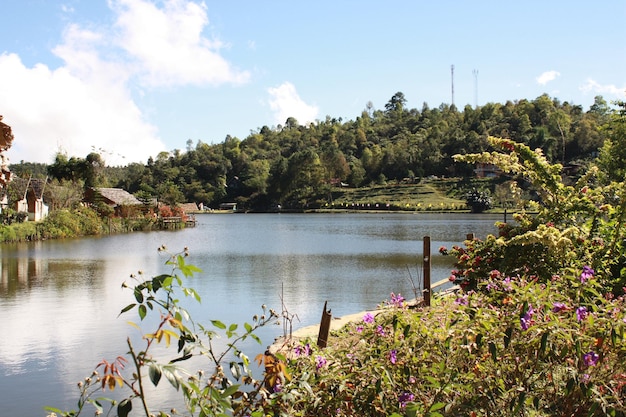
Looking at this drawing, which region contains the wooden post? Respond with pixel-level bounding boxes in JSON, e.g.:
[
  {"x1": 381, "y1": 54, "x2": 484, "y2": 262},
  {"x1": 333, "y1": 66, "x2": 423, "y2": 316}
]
[
  {"x1": 317, "y1": 301, "x2": 332, "y2": 348},
  {"x1": 423, "y1": 236, "x2": 431, "y2": 306}
]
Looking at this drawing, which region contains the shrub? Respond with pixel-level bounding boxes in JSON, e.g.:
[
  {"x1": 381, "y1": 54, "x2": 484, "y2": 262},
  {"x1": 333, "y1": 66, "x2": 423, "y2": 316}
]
[
  {"x1": 465, "y1": 188, "x2": 493, "y2": 213},
  {"x1": 265, "y1": 273, "x2": 626, "y2": 416},
  {"x1": 447, "y1": 137, "x2": 626, "y2": 293}
]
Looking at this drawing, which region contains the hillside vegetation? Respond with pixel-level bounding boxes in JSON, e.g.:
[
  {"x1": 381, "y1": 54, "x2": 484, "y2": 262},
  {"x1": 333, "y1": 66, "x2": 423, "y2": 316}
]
[{"x1": 12, "y1": 93, "x2": 615, "y2": 213}]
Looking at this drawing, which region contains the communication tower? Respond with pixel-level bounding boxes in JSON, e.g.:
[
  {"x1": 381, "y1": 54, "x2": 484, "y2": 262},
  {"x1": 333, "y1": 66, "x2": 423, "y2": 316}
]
[
  {"x1": 473, "y1": 69, "x2": 479, "y2": 108},
  {"x1": 451, "y1": 64, "x2": 455, "y2": 106}
]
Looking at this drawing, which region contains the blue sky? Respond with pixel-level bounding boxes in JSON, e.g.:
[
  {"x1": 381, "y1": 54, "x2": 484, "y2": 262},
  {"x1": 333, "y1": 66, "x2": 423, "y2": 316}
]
[{"x1": 1, "y1": 0, "x2": 624, "y2": 165}]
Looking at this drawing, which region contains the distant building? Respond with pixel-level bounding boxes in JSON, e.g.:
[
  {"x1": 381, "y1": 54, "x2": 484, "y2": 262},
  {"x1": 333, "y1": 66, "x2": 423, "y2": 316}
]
[
  {"x1": 12, "y1": 177, "x2": 49, "y2": 221},
  {"x1": 219, "y1": 202, "x2": 237, "y2": 211},
  {"x1": 85, "y1": 187, "x2": 143, "y2": 217},
  {"x1": 179, "y1": 202, "x2": 201, "y2": 213},
  {"x1": 473, "y1": 163, "x2": 502, "y2": 178}
]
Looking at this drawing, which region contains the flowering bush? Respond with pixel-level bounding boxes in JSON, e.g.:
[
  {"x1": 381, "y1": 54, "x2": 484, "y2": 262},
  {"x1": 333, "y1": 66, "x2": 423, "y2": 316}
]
[
  {"x1": 256, "y1": 271, "x2": 626, "y2": 416},
  {"x1": 445, "y1": 136, "x2": 626, "y2": 294}
]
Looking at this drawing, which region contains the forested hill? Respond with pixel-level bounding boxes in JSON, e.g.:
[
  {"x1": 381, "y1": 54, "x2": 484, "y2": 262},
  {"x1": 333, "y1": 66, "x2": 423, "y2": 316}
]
[{"x1": 11, "y1": 93, "x2": 617, "y2": 211}]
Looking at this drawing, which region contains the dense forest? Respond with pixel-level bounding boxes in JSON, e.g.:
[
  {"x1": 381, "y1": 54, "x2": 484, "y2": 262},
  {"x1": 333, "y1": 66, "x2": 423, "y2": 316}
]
[{"x1": 10, "y1": 92, "x2": 617, "y2": 211}]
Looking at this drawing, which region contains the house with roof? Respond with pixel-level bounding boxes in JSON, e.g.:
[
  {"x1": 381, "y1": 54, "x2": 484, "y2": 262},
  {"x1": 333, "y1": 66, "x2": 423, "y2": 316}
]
[
  {"x1": 85, "y1": 187, "x2": 143, "y2": 217},
  {"x1": 12, "y1": 177, "x2": 49, "y2": 221}
]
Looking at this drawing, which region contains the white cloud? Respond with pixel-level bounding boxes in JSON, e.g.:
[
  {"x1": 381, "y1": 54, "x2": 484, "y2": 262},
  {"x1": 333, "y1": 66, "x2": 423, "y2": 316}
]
[
  {"x1": 536, "y1": 70, "x2": 561, "y2": 85},
  {"x1": 110, "y1": 0, "x2": 250, "y2": 87},
  {"x1": 0, "y1": 50, "x2": 163, "y2": 166},
  {"x1": 579, "y1": 78, "x2": 626, "y2": 98},
  {"x1": 267, "y1": 82, "x2": 319, "y2": 127},
  {"x1": 0, "y1": 0, "x2": 251, "y2": 165}
]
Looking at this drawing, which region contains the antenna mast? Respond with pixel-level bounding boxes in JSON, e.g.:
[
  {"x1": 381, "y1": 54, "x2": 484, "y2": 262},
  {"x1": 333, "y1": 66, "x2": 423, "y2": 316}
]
[
  {"x1": 473, "y1": 69, "x2": 479, "y2": 108},
  {"x1": 450, "y1": 64, "x2": 455, "y2": 106}
]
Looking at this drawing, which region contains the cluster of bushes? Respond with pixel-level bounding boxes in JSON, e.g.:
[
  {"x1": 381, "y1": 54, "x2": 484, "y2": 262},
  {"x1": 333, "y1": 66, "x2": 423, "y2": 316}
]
[{"x1": 0, "y1": 205, "x2": 165, "y2": 243}]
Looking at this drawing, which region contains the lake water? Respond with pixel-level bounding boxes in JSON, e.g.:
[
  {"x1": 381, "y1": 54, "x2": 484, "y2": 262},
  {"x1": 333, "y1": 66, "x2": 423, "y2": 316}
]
[{"x1": 0, "y1": 212, "x2": 500, "y2": 416}]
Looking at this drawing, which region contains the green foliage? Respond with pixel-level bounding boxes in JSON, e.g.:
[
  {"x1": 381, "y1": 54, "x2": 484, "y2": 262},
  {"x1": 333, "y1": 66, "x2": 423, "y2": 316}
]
[
  {"x1": 96, "y1": 93, "x2": 611, "y2": 211},
  {"x1": 0, "y1": 207, "x2": 28, "y2": 225},
  {"x1": 264, "y1": 276, "x2": 626, "y2": 416},
  {"x1": 449, "y1": 136, "x2": 626, "y2": 293},
  {"x1": 465, "y1": 188, "x2": 493, "y2": 213}
]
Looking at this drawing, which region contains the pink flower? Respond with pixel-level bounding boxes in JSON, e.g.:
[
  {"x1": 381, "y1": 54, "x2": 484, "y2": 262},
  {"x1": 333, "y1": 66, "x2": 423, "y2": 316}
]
[{"x1": 363, "y1": 312, "x2": 375, "y2": 324}]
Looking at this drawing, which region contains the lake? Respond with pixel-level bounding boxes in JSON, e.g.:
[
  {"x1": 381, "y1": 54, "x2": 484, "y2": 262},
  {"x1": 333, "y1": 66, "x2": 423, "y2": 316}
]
[{"x1": 0, "y1": 212, "x2": 500, "y2": 416}]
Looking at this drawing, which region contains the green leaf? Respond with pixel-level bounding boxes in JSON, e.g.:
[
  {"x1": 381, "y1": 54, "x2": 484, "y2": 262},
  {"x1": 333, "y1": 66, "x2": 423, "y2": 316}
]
[
  {"x1": 228, "y1": 323, "x2": 238, "y2": 332},
  {"x1": 504, "y1": 326, "x2": 513, "y2": 348},
  {"x1": 222, "y1": 383, "x2": 240, "y2": 397},
  {"x1": 120, "y1": 303, "x2": 136, "y2": 315},
  {"x1": 230, "y1": 362, "x2": 241, "y2": 381},
  {"x1": 117, "y1": 399, "x2": 132, "y2": 417},
  {"x1": 149, "y1": 363, "x2": 162, "y2": 386},
  {"x1": 138, "y1": 304, "x2": 147, "y2": 320},
  {"x1": 489, "y1": 342, "x2": 497, "y2": 361},
  {"x1": 134, "y1": 288, "x2": 144, "y2": 303},
  {"x1": 250, "y1": 334, "x2": 261, "y2": 345},
  {"x1": 429, "y1": 402, "x2": 446, "y2": 412},
  {"x1": 244, "y1": 322, "x2": 253, "y2": 333},
  {"x1": 539, "y1": 332, "x2": 549, "y2": 357},
  {"x1": 163, "y1": 366, "x2": 181, "y2": 391},
  {"x1": 211, "y1": 320, "x2": 226, "y2": 329}
]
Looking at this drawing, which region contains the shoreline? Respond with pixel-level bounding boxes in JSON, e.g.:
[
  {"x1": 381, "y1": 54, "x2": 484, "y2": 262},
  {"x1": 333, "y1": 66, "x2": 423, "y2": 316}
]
[
  {"x1": 268, "y1": 288, "x2": 458, "y2": 356},
  {"x1": 268, "y1": 308, "x2": 385, "y2": 356}
]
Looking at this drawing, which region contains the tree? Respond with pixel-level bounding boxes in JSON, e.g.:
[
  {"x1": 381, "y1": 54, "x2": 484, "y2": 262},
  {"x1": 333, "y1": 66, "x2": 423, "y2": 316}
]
[
  {"x1": 597, "y1": 101, "x2": 626, "y2": 182},
  {"x1": 384, "y1": 91, "x2": 407, "y2": 114}
]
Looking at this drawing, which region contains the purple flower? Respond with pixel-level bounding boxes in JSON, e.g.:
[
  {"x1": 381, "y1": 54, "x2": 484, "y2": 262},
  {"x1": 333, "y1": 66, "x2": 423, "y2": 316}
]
[
  {"x1": 454, "y1": 296, "x2": 468, "y2": 305},
  {"x1": 363, "y1": 312, "x2": 375, "y2": 324},
  {"x1": 576, "y1": 306, "x2": 589, "y2": 322},
  {"x1": 356, "y1": 325, "x2": 364, "y2": 333},
  {"x1": 294, "y1": 343, "x2": 311, "y2": 356},
  {"x1": 552, "y1": 302, "x2": 568, "y2": 313},
  {"x1": 376, "y1": 325, "x2": 386, "y2": 336},
  {"x1": 398, "y1": 391, "x2": 415, "y2": 408},
  {"x1": 583, "y1": 351, "x2": 599, "y2": 367},
  {"x1": 389, "y1": 349, "x2": 397, "y2": 364},
  {"x1": 315, "y1": 355, "x2": 327, "y2": 369},
  {"x1": 520, "y1": 305, "x2": 534, "y2": 331},
  {"x1": 389, "y1": 292, "x2": 405, "y2": 308},
  {"x1": 580, "y1": 266, "x2": 594, "y2": 283}
]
